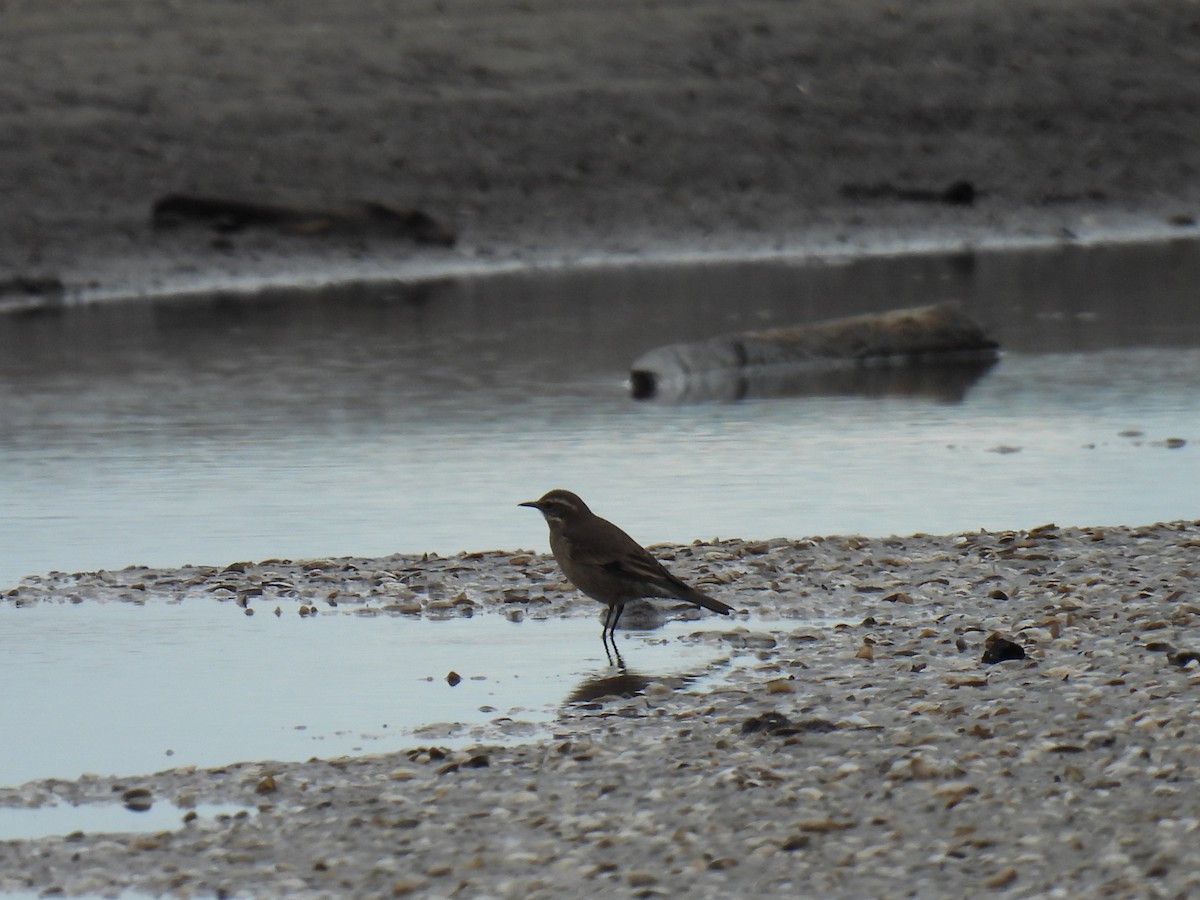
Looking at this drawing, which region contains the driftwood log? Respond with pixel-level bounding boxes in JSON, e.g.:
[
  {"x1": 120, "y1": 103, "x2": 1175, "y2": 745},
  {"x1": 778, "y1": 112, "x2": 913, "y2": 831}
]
[
  {"x1": 630, "y1": 303, "x2": 1000, "y2": 402},
  {"x1": 151, "y1": 194, "x2": 456, "y2": 246}
]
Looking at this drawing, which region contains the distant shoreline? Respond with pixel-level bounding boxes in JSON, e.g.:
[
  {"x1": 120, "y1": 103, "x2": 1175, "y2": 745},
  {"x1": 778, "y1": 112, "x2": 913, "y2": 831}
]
[
  {"x1": 2, "y1": 0, "x2": 1199, "y2": 304},
  {"x1": 2, "y1": 207, "x2": 1197, "y2": 314}
]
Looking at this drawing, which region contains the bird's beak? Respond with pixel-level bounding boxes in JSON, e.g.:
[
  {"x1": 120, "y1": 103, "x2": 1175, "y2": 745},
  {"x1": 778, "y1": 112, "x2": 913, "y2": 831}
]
[{"x1": 518, "y1": 500, "x2": 541, "y2": 509}]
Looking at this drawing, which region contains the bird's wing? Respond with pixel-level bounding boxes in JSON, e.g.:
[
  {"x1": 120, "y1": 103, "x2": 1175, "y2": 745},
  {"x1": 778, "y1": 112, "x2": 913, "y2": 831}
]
[
  {"x1": 564, "y1": 520, "x2": 676, "y2": 590},
  {"x1": 563, "y1": 517, "x2": 732, "y2": 614},
  {"x1": 600, "y1": 550, "x2": 676, "y2": 591}
]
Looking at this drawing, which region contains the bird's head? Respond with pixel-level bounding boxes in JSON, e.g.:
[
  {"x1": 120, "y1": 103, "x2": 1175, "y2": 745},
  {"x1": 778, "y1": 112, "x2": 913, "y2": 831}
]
[{"x1": 519, "y1": 489, "x2": 591, "y2": 527}]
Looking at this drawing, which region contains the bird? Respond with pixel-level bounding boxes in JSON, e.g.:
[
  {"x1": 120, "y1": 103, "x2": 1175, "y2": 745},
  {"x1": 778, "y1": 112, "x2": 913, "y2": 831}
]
[{"x1": 519, "y1": 489, "x2": 733, "y2": 636}]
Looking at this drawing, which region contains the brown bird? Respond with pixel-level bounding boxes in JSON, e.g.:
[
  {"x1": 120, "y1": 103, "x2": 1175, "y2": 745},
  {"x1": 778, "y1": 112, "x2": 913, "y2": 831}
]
[{"x1": 520, "y1": 489, "x2": 733, "y2": 635}]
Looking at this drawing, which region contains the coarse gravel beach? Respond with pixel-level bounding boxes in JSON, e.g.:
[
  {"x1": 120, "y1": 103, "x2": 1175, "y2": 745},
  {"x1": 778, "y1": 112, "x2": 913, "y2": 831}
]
[
  {"x1": 3, "y1": 524, "x2": 1200, "y2": 898},
  {"x1": 2, "y1": 1, "x2": 1200, "y2": 897}
]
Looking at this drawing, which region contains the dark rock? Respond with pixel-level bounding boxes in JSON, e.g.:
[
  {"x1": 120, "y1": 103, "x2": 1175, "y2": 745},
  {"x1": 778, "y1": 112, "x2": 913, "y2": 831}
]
[
  {"x1": 1167, "y1": 648, "x2": 1200, "y2": 667},
  {"x1": 742, "y1": 712, "x2": 795, "y2": 735},
  {"x1": 741, "y1": 713, "x2": 836, "y2": 737},
  {"x1": 981, "y1": 632, "x2": 1026, "y2": 665},
  {"x1": 122, "y1": 787, "x2": 153, "y2": 811}
]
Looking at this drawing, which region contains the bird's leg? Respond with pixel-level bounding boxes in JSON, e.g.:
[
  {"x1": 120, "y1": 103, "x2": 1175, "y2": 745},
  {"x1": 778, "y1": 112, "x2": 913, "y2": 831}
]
[
  {"x1": 610, "y1": 602, "x2": 625, "y2": 633},
  {"x1": 601, "y1": 629, "x2": 625, "y2": 669},
  {"x1": 609, "y1": 635, "x2": 625, "y2": 671},
  {"x1": 602, "y1": 604, "x2": 615, "y2": 636}
]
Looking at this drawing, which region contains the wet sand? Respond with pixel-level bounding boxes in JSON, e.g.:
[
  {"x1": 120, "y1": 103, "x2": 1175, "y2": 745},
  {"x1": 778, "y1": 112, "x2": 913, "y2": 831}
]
[{"x1": 2, "y1": 0, "x2": 1199, "y2": 302}]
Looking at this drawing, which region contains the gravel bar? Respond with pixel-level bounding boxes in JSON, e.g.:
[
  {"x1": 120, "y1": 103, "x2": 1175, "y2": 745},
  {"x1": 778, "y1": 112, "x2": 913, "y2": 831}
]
[{"x1": 3, "y1": 521, "x2": 1200, "y2": 898}]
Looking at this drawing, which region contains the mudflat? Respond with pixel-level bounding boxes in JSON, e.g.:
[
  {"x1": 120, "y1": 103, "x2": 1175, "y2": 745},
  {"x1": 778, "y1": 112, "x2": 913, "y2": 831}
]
[{"x1": 2, "y1": 0, "x2": 1199, "y2": 298}]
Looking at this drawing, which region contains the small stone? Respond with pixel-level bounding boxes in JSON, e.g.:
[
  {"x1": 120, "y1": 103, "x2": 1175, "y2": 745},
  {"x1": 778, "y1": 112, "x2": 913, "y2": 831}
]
[
  {"x1": 742, "y1": 712, "x2": 797, "y2": 736},
  {"x1": 446, "y1": 671, "x2": 462, "y2": 687},
  {"x1": 981, "y1": 633, "x2": 1026, "y2": 665},
  {"x1": 627, "y1": 871, "x2": 658, "y2": 887},
  {"x1": 254, "y1": 775, "x2": 277, "y2": 794},
  {"x1": 934, "y1": 781, "x2": 980, "y2": 808},
  {"x1": 947, "y1": 672, "x2": 988, "y2": 688},
  {"x1": 122, "y1": 787, "x2": 153, "y2": 812},
  {"x1": 767, "y1": 678, "x2": 795, "y2": 694},
  {"x1": 985, "y1": 867, "x2": 1019, "y2": 889},
  {"x1": 795, "y1": 817, "x2": 856, "y2": 833},
  {"x1": 1167, "y1": 649, "x2": 1200, "y2": 668},
  {"x1": 392, "y1": 879, "x2": 427, "y2": 896}
]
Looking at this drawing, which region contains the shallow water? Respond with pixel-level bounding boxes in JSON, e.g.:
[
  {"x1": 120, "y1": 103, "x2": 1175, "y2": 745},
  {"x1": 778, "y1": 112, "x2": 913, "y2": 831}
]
[
  {"x1": 1, "y1": 240, "x2": 1199, "y2": 801},
  {"x1": 0, "y1": 802, "x2": 248, "y2": 843},
  {"x1": 0, "y1": 598, "x2": 737, "y2": 788},
  {"x1": 1, "y1": 239, "x2": 1198, "y2": 586}
]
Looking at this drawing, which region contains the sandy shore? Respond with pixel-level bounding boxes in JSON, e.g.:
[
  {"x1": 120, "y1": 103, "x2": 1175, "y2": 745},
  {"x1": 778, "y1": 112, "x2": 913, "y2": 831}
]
[
  {"x1": 3, "y1": 0, "x2": 1200, "y2": 303},
  {"x1": 3, "y1": 524, "x2": 1200, "y2": 897},
  {"x1": 3, "y1": 1, "x2": 1200, "y2": 897}
]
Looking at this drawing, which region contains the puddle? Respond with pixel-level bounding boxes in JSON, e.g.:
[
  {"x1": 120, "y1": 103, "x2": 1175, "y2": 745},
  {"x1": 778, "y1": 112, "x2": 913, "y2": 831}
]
[
  {"x1": 2, "y1": 241, "x2": 1200, "y2": 584},
  {"x1": 0, "y1": 598, "x2": 742, "y2": 788},
  {"x1": 0, "y1": 801, "x2": 249, "y2": 843}
]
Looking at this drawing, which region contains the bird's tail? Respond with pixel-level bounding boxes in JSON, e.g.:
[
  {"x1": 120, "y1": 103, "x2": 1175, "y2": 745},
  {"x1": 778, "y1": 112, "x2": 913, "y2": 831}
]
[{"x1": 666, "y1": 577, "x2": 733, "y2": 615}]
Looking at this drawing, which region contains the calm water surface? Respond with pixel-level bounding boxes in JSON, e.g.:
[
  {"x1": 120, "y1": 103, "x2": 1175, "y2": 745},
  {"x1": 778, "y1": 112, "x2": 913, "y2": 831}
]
[
  {"x1": 0, "y1": 600, "x2": 735, "y2": 787},
  {"x1": 1, "y1": 240, "x2": 1199, "y2": 803},
  {"x1": 2, "y1": 240, "x2": 1198, "y2": 585}
]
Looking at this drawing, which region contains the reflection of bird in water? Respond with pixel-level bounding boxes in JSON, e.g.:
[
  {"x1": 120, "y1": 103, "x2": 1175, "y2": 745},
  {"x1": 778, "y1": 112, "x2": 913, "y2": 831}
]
[
  {"x1": 566, "y1": 671, "x2": 651, "y2": 704},
  {"x1": 566, "y1": 670, "x2": 697, "y2": 705},
  {"x1": 519, "y1": 489, "x2": 733, "y2": 636}
]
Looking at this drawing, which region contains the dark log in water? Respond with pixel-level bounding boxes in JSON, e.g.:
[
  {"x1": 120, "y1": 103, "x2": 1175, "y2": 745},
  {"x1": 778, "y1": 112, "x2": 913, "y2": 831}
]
[{"x1": 630, "y1": 303, "x2": 1000, "y2": 402}]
